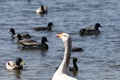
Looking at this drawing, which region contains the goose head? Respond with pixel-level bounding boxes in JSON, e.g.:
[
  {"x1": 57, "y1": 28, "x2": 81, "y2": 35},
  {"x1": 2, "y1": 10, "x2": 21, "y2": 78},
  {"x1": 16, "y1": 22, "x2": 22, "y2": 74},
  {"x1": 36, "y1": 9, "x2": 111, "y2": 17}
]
[
  {"x1": 8, "y1": 28, "x2": 16, "y2": 35},
  {"x1": 56, "y1": 32, "x2": 70, "y2": 43}
]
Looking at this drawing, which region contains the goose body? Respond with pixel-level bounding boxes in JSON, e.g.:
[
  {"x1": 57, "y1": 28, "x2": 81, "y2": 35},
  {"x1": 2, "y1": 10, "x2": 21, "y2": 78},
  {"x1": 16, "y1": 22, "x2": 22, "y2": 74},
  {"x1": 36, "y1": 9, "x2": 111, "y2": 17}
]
[
  {"x1": 8, "y1": 28, "x2": 31, "y2": 39},
  {"x1": 69, "y1": 58, "x2": 78, "y2": 76},
  {"x1": 33, "y1": 22, "x2": 53, "y2": 31},
  {"x1": 80, "y1": 23, "x2": 101, "y2": 35},
  {"x1": 6, "y1": 57, "x2": 25, "y2": 70},
  {"x1": 15, "y1": 34, "x2": 48, "y2": 50},
  {"x1": 36, "y1": 5, "x2": 48, "y2": 14},
  {"x1": 52, "y1": 32, "x2": 77, "y2": 80}
]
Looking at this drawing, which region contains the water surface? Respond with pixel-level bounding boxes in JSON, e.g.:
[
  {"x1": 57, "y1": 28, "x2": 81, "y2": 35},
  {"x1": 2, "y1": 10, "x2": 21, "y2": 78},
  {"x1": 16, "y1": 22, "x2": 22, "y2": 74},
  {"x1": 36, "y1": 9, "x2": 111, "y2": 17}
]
[{"x1": 0, "y1": 0, "x2": 120, "y2": 80}]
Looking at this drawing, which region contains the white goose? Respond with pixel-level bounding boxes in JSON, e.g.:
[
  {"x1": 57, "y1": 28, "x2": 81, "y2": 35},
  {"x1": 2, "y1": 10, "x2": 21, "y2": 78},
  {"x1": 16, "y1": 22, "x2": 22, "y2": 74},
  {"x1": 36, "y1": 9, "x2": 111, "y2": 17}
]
[{"x1": 52, "y1": 32, "x2": 77, "y2": 80}]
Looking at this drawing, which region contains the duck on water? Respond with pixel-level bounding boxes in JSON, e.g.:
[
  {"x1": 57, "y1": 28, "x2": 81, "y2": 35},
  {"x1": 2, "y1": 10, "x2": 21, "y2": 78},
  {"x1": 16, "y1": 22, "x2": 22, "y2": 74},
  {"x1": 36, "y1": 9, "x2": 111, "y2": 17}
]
[{"x1": 15, "y1": 34, "x2": 49, "y2": 50}]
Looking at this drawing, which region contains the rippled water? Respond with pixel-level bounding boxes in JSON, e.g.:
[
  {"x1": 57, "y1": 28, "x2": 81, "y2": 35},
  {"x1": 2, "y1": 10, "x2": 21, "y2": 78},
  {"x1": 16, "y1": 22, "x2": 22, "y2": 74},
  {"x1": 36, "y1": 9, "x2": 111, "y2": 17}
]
[{"x1": 0, "y1": 0, "x2": 120, "y2": 80}]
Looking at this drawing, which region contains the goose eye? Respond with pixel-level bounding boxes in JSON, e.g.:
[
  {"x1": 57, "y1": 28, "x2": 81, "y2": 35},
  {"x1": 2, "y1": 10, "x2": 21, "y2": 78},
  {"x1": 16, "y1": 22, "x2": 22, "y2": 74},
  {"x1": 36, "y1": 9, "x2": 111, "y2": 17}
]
[{"x1": 63, "y1": 34, "x2": 67, "y2": 37}]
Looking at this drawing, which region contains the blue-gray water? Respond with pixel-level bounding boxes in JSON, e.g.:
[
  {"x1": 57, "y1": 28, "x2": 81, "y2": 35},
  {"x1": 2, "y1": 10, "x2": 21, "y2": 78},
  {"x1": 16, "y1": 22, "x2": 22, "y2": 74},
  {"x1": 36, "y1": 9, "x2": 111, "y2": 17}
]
[{"x1": 0, "y1": 0, "x2": 120, "y2": 80}]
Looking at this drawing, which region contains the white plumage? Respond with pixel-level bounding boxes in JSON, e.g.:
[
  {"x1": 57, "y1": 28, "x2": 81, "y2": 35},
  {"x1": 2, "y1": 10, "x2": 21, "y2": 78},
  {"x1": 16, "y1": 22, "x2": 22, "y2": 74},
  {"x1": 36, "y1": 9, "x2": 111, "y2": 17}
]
[
  {"x1": 36, "y1": 5, "x2": 48, "y2": 14},
  {"x1": 52, "y1": 32, "x2": 77, "y2": 80}
]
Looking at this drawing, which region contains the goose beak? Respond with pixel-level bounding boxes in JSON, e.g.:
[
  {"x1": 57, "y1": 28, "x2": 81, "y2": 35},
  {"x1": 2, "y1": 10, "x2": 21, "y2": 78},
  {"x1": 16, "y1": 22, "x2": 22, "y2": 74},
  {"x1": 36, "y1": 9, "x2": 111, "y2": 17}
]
[
  {"x1": 20, "y1": 61, "x2": 25, "y2": 65},
  {"x1": 8, "y1": 29, "x2": 10, "y2": 32},
  {"x1": 56, "y1": 33, "x2": 62, "y2": 38}
]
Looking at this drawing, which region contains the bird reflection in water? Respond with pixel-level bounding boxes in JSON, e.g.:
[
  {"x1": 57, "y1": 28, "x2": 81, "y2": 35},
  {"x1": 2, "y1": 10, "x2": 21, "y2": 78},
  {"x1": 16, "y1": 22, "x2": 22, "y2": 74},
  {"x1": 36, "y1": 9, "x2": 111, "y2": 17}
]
[{"x1": 8, "y1": 70, "x2": 22, "y2": 79}]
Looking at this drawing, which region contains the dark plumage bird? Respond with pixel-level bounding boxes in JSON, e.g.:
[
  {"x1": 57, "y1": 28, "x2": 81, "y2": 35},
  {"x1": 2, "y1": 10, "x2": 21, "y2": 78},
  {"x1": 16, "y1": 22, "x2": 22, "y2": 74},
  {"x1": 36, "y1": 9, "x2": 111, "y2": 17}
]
[
  {"x1": 36, "y1": 5, "x2": 48, "y2": 14},
  {"x1": 33, "y1": 22, "x2": 54, "y2": 31},
  {"x1": 15, "y1": 34, "x2": 49, "y2": 50},
  {"x1": 6, "y1": 57, "x2": 25, "y2": 70},
  {"x1": 8, "y1": 28, "x2": 31, "y2": 39},
  {"x1": 56, "y1": 58, "x2": 78, "y2": 76},
  {"x1": 80, "y1": 23, "x2": 102, "y2": 36},
  {"x1": 72, "y1": 47, "x2": 83, "y2": 52},
  {"x1": 69, "y1": 58, "x2": 78, "y2": 76}
]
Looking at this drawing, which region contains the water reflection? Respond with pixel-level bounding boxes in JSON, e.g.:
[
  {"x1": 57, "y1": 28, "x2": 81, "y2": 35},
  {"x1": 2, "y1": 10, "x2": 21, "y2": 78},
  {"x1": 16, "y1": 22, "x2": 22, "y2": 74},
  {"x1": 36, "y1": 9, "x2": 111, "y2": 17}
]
[
  {"x1": 0, "y1": 0, "x2": 120, "y2": 80},
  {"x1": 8, "y1": 70, "x2": 22, "y2": 79}
]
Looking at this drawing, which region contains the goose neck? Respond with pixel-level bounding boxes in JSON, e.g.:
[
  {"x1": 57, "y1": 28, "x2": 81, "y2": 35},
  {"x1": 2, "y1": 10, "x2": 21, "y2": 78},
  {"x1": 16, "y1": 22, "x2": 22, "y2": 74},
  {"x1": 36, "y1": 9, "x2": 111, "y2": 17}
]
[
  {"x1": 57, "y1": 37, "x2": 72, "y2": 73},
  {"x1": 12, "y1": 30, "x2": 16, "y2": 35},
  {"x1": 17, "y1": 35, "x2": 22, "y2": 41}
]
